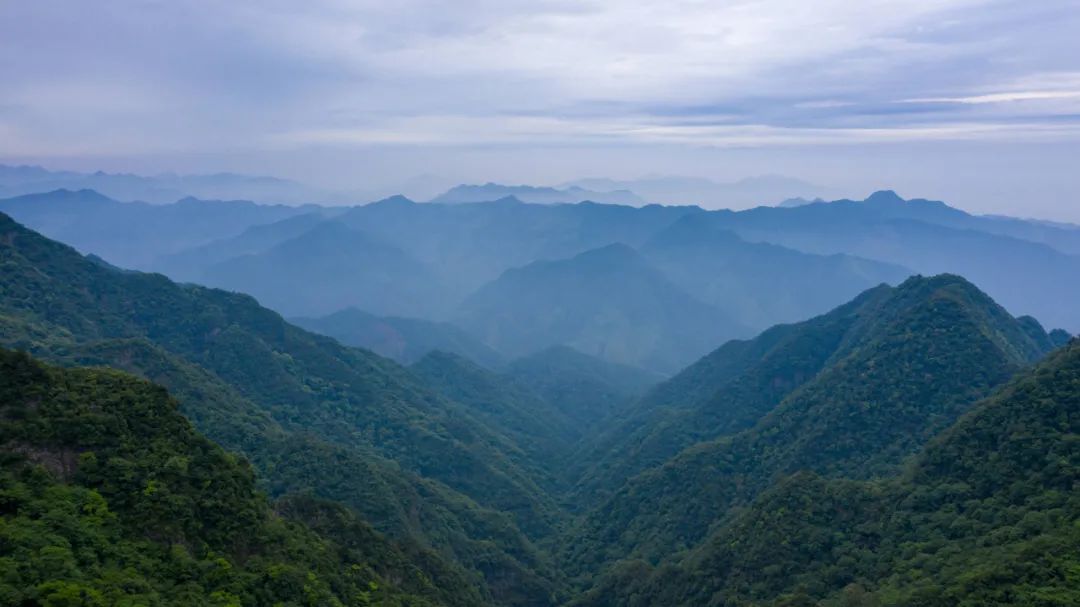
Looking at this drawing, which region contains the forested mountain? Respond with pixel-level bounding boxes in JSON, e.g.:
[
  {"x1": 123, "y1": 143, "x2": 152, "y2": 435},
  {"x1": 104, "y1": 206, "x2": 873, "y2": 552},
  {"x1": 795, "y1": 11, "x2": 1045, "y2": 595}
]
[
  {"x1": 293, "y1": 307, "x2": 505, "y2": 367},
  {"x1": 2, "y1": 192, "x2": 1079, "y2": 606},
  {"x1": 0, "y1": 211, "x2": 567, "y2": 604},
  {"x1": 567, "y1": 275, "x2": 1060, "y2": 575},
  {"x1": 571, "y1": 338, "x2": 1080, "y2": 606},
  {"x1": 504, "y1": 346, "x2": 663, "y2": 434},
  {"x1": 0, "y1": 349, "x2": 483, "y2": 606},
  {"x1": 456, "y1": 243, "x2": 748, "y2": 372}
]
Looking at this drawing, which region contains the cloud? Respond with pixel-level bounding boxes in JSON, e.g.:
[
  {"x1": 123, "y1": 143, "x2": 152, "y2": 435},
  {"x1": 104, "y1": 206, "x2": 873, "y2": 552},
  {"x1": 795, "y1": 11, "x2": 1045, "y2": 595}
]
[{"x1": 1, "y1": 0, "x2": 1079, "y2": 158}]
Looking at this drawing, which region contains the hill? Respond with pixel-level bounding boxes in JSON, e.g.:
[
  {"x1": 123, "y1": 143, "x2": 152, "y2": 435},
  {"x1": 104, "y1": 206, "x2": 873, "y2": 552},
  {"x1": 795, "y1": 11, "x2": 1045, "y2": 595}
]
[
  {"x1": 200, "y1": 221, "x2": 446, "y2": 318},
  {"x1": 504, "y1": 345, "x2": 663, "y2": 434},
  {"x1": 0, "y1": 210, "x2": 566, "y2": 605},
  {"x1": 706, "y1": 190, "x2": 1080, "y2": 331},
  {"x1": 293, "y1": 307, "x2": 505, "y2": 367},
  {"x1": 572, "y1": 338, "x2": 1080, "y2": 606},
  {"x1": 640, "y1": 216, "x2": 909, "y2": 329},
  {"x1": 430, "y1": 183, "x2": 646, "y2": 206},
  {"x1": 0, "y1": 348, "x2": 483, "y2": 606},
  {"x1": 0, "y1": 188, "x2": 310, "y2": 269},
  {"x1": 566, "y1": 275, "x2": 1060, "y2": 575},
  {"x1": 456, "y1": 243, "x2": 748, "y2": 373}
]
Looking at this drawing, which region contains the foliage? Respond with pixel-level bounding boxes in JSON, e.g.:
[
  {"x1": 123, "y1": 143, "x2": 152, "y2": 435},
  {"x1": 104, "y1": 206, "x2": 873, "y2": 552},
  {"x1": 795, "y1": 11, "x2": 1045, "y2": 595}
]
[{"x1": 0, "y1": 348, "x2": 475, "y2": 606}]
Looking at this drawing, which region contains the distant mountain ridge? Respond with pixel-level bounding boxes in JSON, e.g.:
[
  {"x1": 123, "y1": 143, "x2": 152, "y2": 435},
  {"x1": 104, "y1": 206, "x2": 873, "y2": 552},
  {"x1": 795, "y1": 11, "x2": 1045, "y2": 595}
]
[{"x1": 430, "y1": 182, "x2": 647, "y2": 206}]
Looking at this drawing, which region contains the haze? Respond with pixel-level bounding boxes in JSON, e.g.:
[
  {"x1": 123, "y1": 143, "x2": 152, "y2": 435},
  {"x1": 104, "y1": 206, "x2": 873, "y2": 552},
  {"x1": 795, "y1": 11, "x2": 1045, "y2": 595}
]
[{"x1": 2, "y1": 1, "x2": 1079, "y2": 220}]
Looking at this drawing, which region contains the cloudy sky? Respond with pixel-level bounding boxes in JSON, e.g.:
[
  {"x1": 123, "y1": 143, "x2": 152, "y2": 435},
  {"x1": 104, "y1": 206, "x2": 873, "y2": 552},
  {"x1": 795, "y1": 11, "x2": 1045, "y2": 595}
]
[{"x1": 2, "y1": 0, "x2": 1079, "y2": 218}]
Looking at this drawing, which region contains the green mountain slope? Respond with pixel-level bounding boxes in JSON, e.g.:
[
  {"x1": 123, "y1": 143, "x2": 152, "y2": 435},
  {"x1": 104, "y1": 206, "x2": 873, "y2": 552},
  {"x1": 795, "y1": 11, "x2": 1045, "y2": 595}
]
[
  {"x1": 572, "y1": 338, "x2": 1080, "y2": 606},
  {"x1": 0, "y1": 348, "x2": 483, "y2": 606},
  {"x1": 0, "y1": 211, "x2": 565, "y2": 605},
  {"x1": 567, "y1": 275, "x2": 1058, "y2": 576},
  {"x1": 504, "y1": 345, "x2": 663, "y2": 435},
  {"x1": 411, "y1": 350, "x2": 578, "y2": 487},
  {"x1": 294, "y1": 307, "x2": 506, "y2": 367}
]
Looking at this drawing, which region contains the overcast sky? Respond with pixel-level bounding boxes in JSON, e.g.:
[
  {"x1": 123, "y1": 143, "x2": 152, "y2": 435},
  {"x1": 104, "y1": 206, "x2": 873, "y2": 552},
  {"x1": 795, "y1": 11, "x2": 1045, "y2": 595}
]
[{"x1": 2, "y1": 0, "x2": 1079, "y2": 219}]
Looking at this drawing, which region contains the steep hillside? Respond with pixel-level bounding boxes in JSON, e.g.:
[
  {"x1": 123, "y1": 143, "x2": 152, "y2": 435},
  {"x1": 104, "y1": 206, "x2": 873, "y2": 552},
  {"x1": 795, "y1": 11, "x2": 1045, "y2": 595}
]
[
  {"x1": 573, "y1": 338, "x2": 1080, "y2": 606},
  {"x1": 294, "y1": 307, "x2": 505, "y2": 367},
  {"x1": 567, "y1": 275, "x2": 1059, "y2": 575},
  {"x1": 505, "y1": 346, "x2": 663, "y2": 434},
  {"x1": 0, "y1": 211, "x2": 566, "y2": 605},
  {"x1": 0, "y1": 348, "x2": 483, "y2": 606},
  {"x1": 456, "y1": 243, "x2": 747, "y2": 373},
  {"x1": 411, "y1": 351, "x2": 578, "y2": 485}
]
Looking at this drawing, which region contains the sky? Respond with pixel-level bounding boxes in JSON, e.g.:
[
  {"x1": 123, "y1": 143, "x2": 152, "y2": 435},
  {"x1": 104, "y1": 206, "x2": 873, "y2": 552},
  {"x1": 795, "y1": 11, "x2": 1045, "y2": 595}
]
[{"x1": 2, "y1": 0, "x2": 1080, "y2": 219}]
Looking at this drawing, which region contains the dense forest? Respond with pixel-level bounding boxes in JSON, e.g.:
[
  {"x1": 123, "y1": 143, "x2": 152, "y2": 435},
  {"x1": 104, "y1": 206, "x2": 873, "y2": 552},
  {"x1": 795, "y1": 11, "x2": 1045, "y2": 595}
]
[{"x1": 2, "y1": 204, "x2": 1078, "y2": 606}]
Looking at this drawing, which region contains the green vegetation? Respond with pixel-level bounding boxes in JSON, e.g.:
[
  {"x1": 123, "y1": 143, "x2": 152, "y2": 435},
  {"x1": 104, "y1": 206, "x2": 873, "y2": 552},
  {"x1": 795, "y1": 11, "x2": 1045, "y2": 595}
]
[
  {"x1": 567, "y1": 275, "x2": 1058, "y2": 574},
  {"x1": 2, "y1": 208, "x2": 1078, "y2": 607},
  {"x1": 0, "y1": 348, "x2": 481, "y2": 606},
  {"x1": 0, "y1": 211, "x2": 564, "y2": 605},
  {"x1": 571, "y1": 339, "x2": 1080, "y2": 606}
]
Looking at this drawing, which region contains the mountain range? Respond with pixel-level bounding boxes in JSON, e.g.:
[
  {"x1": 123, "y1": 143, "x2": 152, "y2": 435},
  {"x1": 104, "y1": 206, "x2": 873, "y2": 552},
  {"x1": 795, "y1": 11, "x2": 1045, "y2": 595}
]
[{"x1": 0, "y1": 207, "x2": 1076, "y2": 605}]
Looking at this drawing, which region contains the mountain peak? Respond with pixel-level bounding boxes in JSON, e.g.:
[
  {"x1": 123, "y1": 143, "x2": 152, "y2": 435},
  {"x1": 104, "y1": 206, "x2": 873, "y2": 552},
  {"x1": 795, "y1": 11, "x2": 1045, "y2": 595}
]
[{"x1": 864, "y1": 190, "x2": 905, "y2": 204}]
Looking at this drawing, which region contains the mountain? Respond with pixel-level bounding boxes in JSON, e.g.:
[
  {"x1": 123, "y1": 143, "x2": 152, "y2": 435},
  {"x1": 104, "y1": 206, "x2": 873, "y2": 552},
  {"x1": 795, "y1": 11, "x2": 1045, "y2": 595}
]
[
  {"x1": 704, "y1": 190, "x2": 1080, "y2": 331},
  {"x1": 572, "y1": 337, "x2": 1080, "y2": 606},
  {"x1": 456, "y1": 243, "x2": 748, "y2": 373},
  {"x1": 566, "y1": 275, "x2": 1061, "y2": 576},
  {"x1": 199, "y1": 220, "x2": 447, "y2": 318},
  {"x1": 430, "y1": 183, "x2": 647, "y2": 206},
  {"x1": 411, "y1": 351, "x2": 578, "y2": 486},
  {"x1": 504, "y1": 346, "x2": 664, "y2": 435},
  {"x1": 0, "y1": 211, "x2": 567, "y2": 604},
  {"x1": 293, "y1": 307, "x2": 505, "y2": 367},
  {"x1": 0, "y1": 348, "x2": 484, "y2": 606},
  {"x1": 639, "y1": 216, "x2": 910, "y2": 330},
  {"x1": 0, "y1": 163, "x2": 340, "y2": 205},
  {"x1": 562, "y1": 174, "x2": 836, "y2": 208},
  {"x1": 0, "y1": 188, "x2": 312, "y2": 269},
  {"x1": 153, "y1": 210, "x2": 333, "y2": 281}
]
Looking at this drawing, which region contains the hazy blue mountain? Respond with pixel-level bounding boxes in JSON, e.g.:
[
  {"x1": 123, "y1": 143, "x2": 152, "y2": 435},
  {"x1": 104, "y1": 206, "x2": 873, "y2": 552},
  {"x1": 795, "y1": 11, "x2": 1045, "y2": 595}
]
[
  {"x1": 153, "y1": 211, "x2": 333, "y2": 281},
  {"x1": 562, "y1": 174, "x2": 835, "y2": 207},
  {"x1": 430, "y1": 182, "x2": 647, "y2": 206},
  {"x1": 639, "y1": 216, "x2": 910, "y2": 329},
  {"x1": 567, "y1": 275, "x2": 1060, "y2": 575},
  {"x1": 0, "y1": 163, "x2": 339, "y2": 204},
  {"x1": 200, "y1": 220, "x2": 446, "y2": 318},
  {"x1": 705, "y1": 190, "x2": 1080, "y2": 331},
  {"x1": 333, "y1": 196, "x2": 703, "y2": 299},
  {"x1": 293, "y1": 307, "x2": 505, "y2": 366},
  {"x1": 0, "y1": 188, "x2": 312, "y2": 269},
  {"x1": 456, "y1": 243, "x2": 748, "y2": 372}
]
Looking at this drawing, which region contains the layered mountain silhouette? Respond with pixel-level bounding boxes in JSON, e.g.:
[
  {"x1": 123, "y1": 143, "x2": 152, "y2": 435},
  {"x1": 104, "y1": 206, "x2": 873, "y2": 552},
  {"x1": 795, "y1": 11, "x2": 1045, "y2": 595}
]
[
  {"x1": 456, "y1": 243, "x2": 749, "y2": 372},
  {"x1": 430, "y1": 182, "x2": 646, "y2": 206}
]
